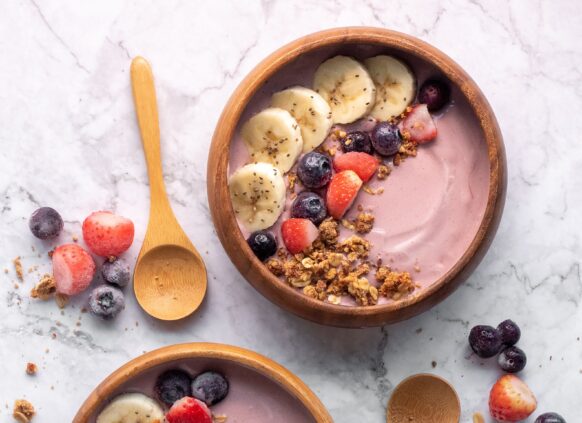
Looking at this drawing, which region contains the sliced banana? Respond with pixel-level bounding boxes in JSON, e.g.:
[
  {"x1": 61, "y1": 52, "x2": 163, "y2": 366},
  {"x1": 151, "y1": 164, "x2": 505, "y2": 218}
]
[
  {"x1": 313, "y1": 55, "x2": 376, "y2": 124},
  {"x1": 96, "y1": 393, "x2": 164, "y2": 423},
  {"x1": 241, "y1": 107, "x2": 303, "y2": 173},
  {"x1": 229, "y1": 162, "x2": 286, "y2": 232},
  {"x1": 271, "y1": 86, "x2": 333, "y2": 153},
  {"x1": 364, "y1": 55, "x2": 416, "y2": 120}
]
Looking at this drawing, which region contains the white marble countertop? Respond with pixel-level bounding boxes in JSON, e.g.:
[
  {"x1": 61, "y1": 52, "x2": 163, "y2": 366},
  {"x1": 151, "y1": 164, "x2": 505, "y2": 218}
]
[{"x1": 1, "y1": 1, "x2": 581, "y2": 422}]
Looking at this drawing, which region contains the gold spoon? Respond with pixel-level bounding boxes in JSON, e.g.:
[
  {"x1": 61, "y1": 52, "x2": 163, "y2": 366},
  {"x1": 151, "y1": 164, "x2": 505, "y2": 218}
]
[
  {"x1": 387, "y1": 373, "x2": 461, "y2": 423},
  {"x1": 130, "y1": 56, "x2": 207, "y2": 320}
]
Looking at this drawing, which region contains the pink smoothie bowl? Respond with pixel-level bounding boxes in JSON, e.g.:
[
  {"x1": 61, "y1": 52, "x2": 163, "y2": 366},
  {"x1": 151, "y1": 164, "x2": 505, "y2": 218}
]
[{"x1": 207, "y1": 27, "x2": 507, "y2": 328}]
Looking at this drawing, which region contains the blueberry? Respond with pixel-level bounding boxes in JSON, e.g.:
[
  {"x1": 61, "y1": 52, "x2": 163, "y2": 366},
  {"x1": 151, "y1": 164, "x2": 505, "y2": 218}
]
[
  {"x1": 101, "y1": 258, "x2": 131, "y2": 288},
  {"x1": 468, "y1": 325, "x2": 502, "y2": 358},
  {"x1": 498, "y1": 346, "x2": 527, "y2": 373},
  {"x1": 341, "y1": 131, "x2": 372, "y2": 154},
  {"x1": 371, "y1": 122, "x2": 401, "y2": 156},
  {"x1": 497, "y1": 319, "x2": 521, "y2": 346},
  {"x1": 247, "y1": 231, "x2": 277, "y2": 261},
  {"x1": 155, "y1": 369, "x2": 193, "y2": 406},
  {"x1": 418, "y1": 79, "x2": 451, "y2": 112},
  {"x1": 191, "y1": 371, "x2": 229, "y2": 406},
  {"x1": 535, "y1": 412, "x2": 566, "y2": 423},
  {"x1": 290, "y1": 191, "x2": 327, "y2": 225},
  {"x1": 88, "y1": 285, "x2": 125, "y2": 320},
  {"x1": 29, "y1": 207, "x2": 63, "y2": 240},
  {"x1": 297, "y1": 152, "x2": 332, "y2": 189}
]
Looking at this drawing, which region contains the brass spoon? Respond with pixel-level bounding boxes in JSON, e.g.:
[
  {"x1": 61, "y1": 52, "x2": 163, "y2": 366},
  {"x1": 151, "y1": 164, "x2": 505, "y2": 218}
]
[
  {"x1": 387, "y1": 374, "x2": 461, "y2": 423},
  {"x1": 130, "y1": 56, "x2": 207, "y2": 320}
]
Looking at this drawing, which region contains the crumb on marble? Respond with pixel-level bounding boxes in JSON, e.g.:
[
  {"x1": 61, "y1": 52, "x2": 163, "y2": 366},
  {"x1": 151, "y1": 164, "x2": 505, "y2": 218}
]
[
  {"x1": 55, "y1": 293, "x2": 69, "y2": 309},
  {"x1": 472, "y1": 412, "x2": 485, "y2": 423},
  {"x1": 13, "y1": 257, "x2": 24, "y2": 281},
  {"x1": 30, "y1": 275, "x2": 56, "y2": 300},
  {"x1": 13, "y1": 399, "x2": 35, "y2": 422},
  {"x1": 25, "y1": 363, "x2": 37, "y2": 376}
]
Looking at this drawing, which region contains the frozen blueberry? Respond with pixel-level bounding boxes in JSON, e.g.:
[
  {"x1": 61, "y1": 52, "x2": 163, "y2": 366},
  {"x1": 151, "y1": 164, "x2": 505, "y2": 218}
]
[
  {"x1": 498, "y1": 346, "x2": 527, "y2": 373},
  {"x1": 497, "y1": 319, "x2": 521, "y2": 346},
  {"x1": 468, "y1": 325, "x2": 502, "y2": 358},
  {"x1": 247, "y1": 231, "x2": 277, "y2": 261},
  {"x1": 297, "y1": 152, "x2": 332, "y2": 189},
  {"x1": 418, "y1": 79, "x2": 451, "y2": 112},
  {"x1": 88, "y1": 285, "x2": 125, "y2": 320},
  {"x1": 290, "y1": 191, "x2": 327, "y2": 225},
  {"x1": 535, "y1": 412, "x2": 566, "y2": 423},
  {"x1": 191, "y1": 371, "x2": 229, "y2": 406},
  {"x1": 29, "y1": 207, "x2": 63, "y2": 240},
  {"x1": 371, "y1": 122, "x2": 401, "y2": 156},
  {"x1": 340, "y1": 131, "x2": 373, "y2": 154},
  {"x1": 101, "y1": 258, "x2": 131, "y2": 288},
  {"x1": 155, "y1": 369, "x2": 193, "y2": 406}
]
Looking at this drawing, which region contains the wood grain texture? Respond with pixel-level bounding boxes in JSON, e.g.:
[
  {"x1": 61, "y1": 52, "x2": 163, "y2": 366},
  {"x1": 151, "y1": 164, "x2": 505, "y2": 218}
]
[
  {"x1": 131, "y1": 57, "x2": 207, "y2": 321},
  {"x1": 387, "y1": 374, "x2": 460, "y2": 423},
  {"x1": 72, "y1": 343, "x2": 333, "y2": 423},
  {"x1": 207, "y1": 27, "x2": 507, "y2": 328}
]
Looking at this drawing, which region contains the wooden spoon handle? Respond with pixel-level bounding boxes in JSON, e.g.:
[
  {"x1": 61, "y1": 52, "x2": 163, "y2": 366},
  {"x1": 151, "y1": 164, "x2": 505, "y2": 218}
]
[{"x1": 130, "y1": 56, "x2": 173, "y2": 220}]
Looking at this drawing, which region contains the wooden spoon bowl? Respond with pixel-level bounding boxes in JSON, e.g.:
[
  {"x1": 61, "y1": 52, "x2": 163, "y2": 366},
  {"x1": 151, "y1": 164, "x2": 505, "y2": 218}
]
[
  {"x1": 387, "y1": 374, "x2": 461, "y2": 423},
  {"x1": 207, "y1": 27, "x2": 507, "y2": 327}
]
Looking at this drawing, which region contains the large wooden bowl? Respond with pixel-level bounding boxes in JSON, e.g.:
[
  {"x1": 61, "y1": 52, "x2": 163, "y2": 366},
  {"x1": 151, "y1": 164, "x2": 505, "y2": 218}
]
[
  {"x1": 74, "y1": 343, "x2": 333, "y2": 422},
  {"x1": 208, "y1": 27, "x2": 506, "y2": 328}
]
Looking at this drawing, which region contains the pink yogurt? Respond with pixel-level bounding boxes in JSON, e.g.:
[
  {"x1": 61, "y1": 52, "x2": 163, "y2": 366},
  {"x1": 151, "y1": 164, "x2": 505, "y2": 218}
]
[
  {"x1": 90, "y1": 358, "x2": 316, "y2": 422},
  {"x1": 228, "y1": 44, "x2": 490, "y2": 305}
]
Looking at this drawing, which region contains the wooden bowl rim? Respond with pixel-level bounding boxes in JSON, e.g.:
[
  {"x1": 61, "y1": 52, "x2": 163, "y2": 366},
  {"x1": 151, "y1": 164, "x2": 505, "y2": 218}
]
[
  {"x1": 73, "y1": 342, "x2": 333, "y2": 422},
  {"x1": 207, "y1": 26, "x2": 506, "y2": 327},
  {"x1": 386, "y1": 373, "x2": 461, "y2": 422}
]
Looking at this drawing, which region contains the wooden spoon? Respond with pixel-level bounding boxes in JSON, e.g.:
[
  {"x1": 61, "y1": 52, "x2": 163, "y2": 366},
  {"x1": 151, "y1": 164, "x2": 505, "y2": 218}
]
[
  {"x1": 387, "y1": 373, "x2": 460, "y2": 423},
  {"x1": 130, "y1": 56, "x2": 207, "y2": 320}
]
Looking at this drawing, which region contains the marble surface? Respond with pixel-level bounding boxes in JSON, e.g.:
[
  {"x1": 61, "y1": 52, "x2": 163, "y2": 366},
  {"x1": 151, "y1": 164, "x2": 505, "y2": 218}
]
[{"x1": 1, "y1": 1, "x2": 581, "y2": 421}]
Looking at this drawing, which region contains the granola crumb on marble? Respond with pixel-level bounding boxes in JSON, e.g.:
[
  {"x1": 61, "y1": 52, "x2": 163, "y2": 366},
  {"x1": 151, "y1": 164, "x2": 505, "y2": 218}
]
[
  {"x1": 25, "y1": 363, "x2": 38, "y2": 376},
  {"x1": 13, "y1": 257, "x2": 24, "y2": 281},
  {"x1": 30, "y1": 274, "x2": 56, "y2": 300},
  {"x1": 13, "y1": 399, "x2": 35, "y2": 423}
]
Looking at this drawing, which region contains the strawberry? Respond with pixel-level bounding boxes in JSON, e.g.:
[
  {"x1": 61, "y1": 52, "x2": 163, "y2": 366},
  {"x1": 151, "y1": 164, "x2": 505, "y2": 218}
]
[
  {"x1": 333, "y1": 152, "x2": 379, "y2": 182},
  {"x1": 400, "y1": 104, "x2": 437, "y2": 143},
  {"x1": 52, "y1": 244, "x2": 96, "y2": 295},
  {"x1": 326, "y1": 170, "x2": 363, "y2": 219},
  {"x1": 82, "y1": 211, "x2": 134, "y2": 257},
  {"x1": 165, "y1": 397, "x2": 212, "y2": 423},
  {"x1": 281, "y1": 218, "x2": 319, "y2": 254},
  {"x1": 489, "y1": 375, "x2": 537, "y2": 422}
]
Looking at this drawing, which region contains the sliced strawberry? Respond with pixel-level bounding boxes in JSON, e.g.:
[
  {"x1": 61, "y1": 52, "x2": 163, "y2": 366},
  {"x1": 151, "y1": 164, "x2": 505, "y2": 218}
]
[
  {"x1": 52, "y1": 244, "x2": 96, "y2": 295},
  {"x1": 281, "y1": 218, "x2": 319, "y2": 254},
  {"x1": 400, "y1": 104, "x2": 437, "y2": 143},
  {"x1": 82, "y1": 211, "x2": 134, "y2": 257},
  {"x1": 333, "y1": 152, "x2": 379, "y2": 182},
  {"x1": 489, "y1": 375, "x2": 537, "y2": 422},
  {"x1": 326, "y1": 170, "x2": 363, "y2": 219},
  {"x1": 165, "y1": 397, "x2": 212, "y2": 423}
]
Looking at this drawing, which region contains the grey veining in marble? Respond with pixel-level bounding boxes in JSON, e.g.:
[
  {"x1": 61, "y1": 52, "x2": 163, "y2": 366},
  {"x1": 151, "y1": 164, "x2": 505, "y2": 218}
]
[{"x1": 1, "y1": 0, "x2": 581, "y2": 421}]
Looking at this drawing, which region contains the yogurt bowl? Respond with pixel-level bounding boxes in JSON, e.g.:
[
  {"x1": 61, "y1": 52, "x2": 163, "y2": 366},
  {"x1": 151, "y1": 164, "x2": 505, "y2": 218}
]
[
  {"x1": 74, "y1": 343, "x2": 332, "y2": 422},
  {"x1": 208, "y1": 27, "x2": 506, "y2": 327}
]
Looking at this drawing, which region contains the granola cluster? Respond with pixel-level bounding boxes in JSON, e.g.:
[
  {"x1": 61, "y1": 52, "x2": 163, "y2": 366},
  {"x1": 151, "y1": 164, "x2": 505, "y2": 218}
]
[{"x1": 267, "y1": 214, "x2": 416, "y2": 306}]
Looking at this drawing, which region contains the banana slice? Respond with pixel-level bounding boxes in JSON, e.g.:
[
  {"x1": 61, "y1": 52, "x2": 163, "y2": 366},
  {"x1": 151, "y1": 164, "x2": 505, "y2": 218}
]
[
  {"x1": 229, "y1": 162, "x2": 286, "y2": 232},
  {"x1": 364, "y1": 55, "x2": 416, "y2": 121},
  {"x1": 96, "y1": 393, "x2": 164, "y2": 423},
  {"x1": 313, "y1": 55, "x2": 376, "y2": 124},
  {"x1": 241, "y1": 107, "x2": 303, "y2": 173},
  {"x1": 271, "y1": 86, "x2": 333, "y2": 153}
]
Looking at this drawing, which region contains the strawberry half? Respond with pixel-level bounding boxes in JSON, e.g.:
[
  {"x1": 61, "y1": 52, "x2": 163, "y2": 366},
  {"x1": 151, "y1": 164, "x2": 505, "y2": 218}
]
[
  {"x1": 281, "y1": 218, "x2": 319, "y2": 254},
  {"x1": 400, "y1": 104, "x2": 437, "y2": 143},
  {"x1": 489, "y1": 375, "x2": 537, "y2": 422},
  {"x1": 52, "y1": 244, "x2": 96, "y2": 295},
  {"x1": 165, "y1": 397, "x2": 212, "y2": 423},
  {"x1": 326, "y1": 170, "x2": 363, "y2": 219},
  {"x1": 82, "y1": 211, "x2": 134, "y2": 257},
  {"x1": 333, "y1": 152, "x2": 379, "y2": 182}
]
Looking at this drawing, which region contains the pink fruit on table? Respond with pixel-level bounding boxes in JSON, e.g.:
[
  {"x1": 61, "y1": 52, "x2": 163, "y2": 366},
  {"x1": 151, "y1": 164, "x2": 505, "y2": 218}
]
[
  {"x1": 82, "y1": 211, "x2": 134, "y2": 257},
  {"x1": 52, "y1": 244, "x2": 96, "y2": 295},
  {"x1": 489, "y1": 375, "x2": 537, "y2": 422}
]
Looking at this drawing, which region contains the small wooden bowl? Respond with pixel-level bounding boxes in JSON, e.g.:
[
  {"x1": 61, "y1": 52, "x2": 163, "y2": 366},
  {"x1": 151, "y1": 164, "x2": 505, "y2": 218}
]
[
  {"x1": 208, "y1": 27, "x2": 506, "y2": 327},
  {"x1": 73, "y1": 343, "x2": 333, "y2": 422}
]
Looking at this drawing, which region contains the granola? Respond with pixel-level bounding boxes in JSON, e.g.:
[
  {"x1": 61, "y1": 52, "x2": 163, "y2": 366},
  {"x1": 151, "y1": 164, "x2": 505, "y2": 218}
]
[
  {"x1": 13, "y1": 400, "x2": 35, "y2": 423},
  {"x1": 30, "y1": 274, "x2": 56, "y2": 300}
]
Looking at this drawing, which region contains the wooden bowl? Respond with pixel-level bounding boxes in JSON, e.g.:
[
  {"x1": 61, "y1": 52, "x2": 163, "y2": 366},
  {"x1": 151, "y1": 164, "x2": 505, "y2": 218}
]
[
  {"x1": 208, "y1": 27, "x2": 506, "y2": 328},
  {"x1": 73, "y1": 343, "x2": 333, "y2": 422}
]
